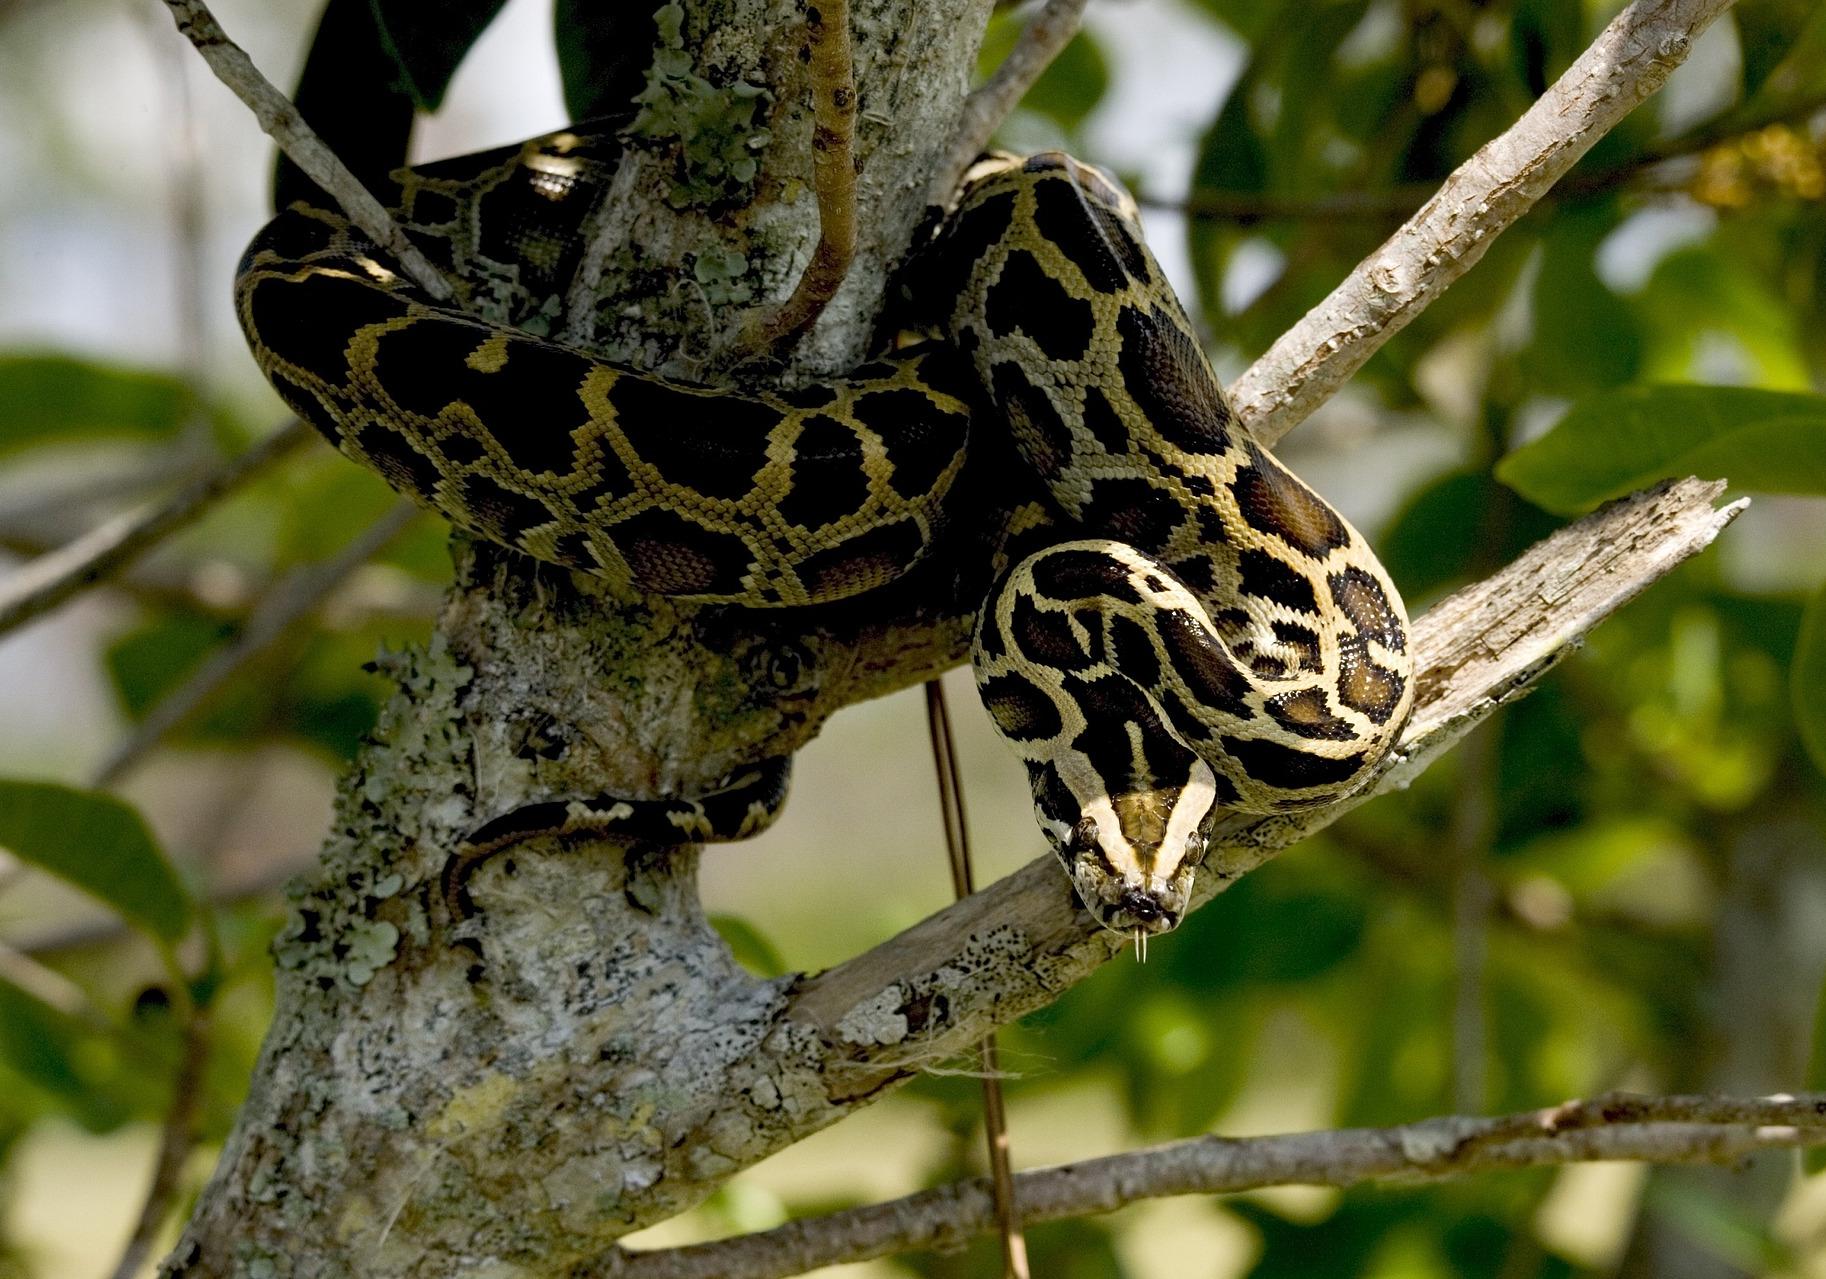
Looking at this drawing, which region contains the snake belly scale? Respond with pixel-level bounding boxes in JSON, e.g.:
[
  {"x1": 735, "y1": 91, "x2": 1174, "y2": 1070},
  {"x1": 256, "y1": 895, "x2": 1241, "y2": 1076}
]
[{"x1": 234, "y1": 131, "x2": 1413, "y2": 936}]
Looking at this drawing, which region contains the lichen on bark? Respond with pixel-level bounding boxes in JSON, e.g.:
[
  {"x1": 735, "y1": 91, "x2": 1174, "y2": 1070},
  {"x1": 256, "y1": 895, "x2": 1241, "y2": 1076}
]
[{"x1": 165, "y1": 1, "x2": 996, "y2": 1274}]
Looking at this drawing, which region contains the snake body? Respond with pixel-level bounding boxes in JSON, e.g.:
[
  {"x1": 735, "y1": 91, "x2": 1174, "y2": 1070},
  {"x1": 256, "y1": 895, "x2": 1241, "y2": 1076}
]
[{"x1": 235, "y1": 130, "x2": 1412, "y2": 936}]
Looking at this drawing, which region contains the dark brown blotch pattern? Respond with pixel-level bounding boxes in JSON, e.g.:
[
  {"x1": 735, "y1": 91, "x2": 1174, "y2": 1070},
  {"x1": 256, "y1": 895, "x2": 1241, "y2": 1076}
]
[{"x1": 1230, "y1": 443, "x2": 1350, "y2": 560}]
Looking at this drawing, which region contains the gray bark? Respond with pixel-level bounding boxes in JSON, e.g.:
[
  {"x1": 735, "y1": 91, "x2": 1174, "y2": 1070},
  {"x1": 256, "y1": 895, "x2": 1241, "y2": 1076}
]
[
  {"x1": 157, "y1": 0, "x2": 1741, "y2": 1274},
  {"x1": 164, "y1": 1, "x2": 995, "y2": 1273}
]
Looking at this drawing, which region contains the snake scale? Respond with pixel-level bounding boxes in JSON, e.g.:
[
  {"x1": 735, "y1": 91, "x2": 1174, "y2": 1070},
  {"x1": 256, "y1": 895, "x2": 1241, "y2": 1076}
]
[{"x1": 235, "y1": 127, "x2": 1413, "y2": 938}]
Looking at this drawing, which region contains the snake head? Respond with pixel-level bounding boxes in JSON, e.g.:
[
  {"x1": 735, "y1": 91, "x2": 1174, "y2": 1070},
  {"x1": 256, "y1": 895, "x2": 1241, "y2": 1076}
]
[{"x1": 1040, "y1": 757, "x2": 1221, "y2": 937}]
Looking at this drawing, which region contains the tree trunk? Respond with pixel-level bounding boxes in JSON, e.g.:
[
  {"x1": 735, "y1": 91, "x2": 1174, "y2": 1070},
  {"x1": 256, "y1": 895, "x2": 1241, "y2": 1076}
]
[
  {"x1": 164, "y1": 1, "x2": 994, "y2": 1272},
  {"x1": 157, "y1": 0, "x2": 1747, "y2": 1272}
]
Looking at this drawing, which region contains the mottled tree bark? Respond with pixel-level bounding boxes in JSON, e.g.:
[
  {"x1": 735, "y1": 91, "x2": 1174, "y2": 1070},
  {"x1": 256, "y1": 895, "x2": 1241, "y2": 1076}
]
[
  {"x1": 164, "y1": 2, "x2": 996, "y2": 1273},
  {"x1": 159, "y1": 0, "x2": 1740, "y2": 1274}
]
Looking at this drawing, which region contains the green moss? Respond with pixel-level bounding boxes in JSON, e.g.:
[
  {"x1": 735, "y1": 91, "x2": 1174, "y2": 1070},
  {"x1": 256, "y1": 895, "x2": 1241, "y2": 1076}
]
[
  {"x1": 627, "y1": 2, "x2": 774, "y2": 209},
  {"x1": 691, "y1": 246, "x2": 755, "y2": 305}
]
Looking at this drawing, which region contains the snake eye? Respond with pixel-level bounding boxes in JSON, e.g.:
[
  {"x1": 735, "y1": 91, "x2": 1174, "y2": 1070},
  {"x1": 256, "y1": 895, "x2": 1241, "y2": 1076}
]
[{"x1": 1068, "y1": 816, "x2": 1099, "y2": 853}]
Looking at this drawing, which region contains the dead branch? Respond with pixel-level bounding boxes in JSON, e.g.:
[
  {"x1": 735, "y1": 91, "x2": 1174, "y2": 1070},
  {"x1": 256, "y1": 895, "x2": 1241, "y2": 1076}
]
[{"x1": 614, "y1": 1091, "x2": 1826, "y2": 1278}]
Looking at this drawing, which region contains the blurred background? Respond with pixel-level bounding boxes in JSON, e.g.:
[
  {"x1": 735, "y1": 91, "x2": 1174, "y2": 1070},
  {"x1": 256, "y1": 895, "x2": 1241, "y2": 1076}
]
[{"x1": 3, "y1": 0, "x2": 1826, "y2": 1274}]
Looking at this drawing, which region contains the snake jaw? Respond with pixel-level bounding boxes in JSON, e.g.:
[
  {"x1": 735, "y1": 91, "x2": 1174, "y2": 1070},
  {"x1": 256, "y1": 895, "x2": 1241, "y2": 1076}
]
[
  {"x1": 1041, "y1": 756, "x2": 1219, "y2": 937},
  {"x1": 1084, "y1": 870, "x2": 1191, "y2": 937},
  {"x1": 1060, "y1": 826, "x2": 1194, "y2": 936}
]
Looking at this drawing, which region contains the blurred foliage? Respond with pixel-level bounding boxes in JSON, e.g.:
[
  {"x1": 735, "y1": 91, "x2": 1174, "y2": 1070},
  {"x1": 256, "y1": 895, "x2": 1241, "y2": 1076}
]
[
  {"x1": 0, "y1": 782, "x2": 190, "y2": 943},
  {"x1": 0, "y1": 355, "x2": 215, "y2": 459},
  {"x1": 5, "y1": 0, "x2": 1826, "y2": 1276}
]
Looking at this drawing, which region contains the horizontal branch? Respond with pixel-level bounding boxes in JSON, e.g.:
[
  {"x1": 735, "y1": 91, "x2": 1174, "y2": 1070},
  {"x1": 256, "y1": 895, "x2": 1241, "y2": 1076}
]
[
  {"x1": 620, "y1": 1091, "x2": 1826, "y2": 1278},
  {"x1": 1229, "y1": 0, "x2": 1735, "y2": 445},
  {"x1": 157, "y1": 0, "x2": 453, "y2": 300},
  {"x1": 0, "y1": 419, "x2": 315, "y2": 639}
]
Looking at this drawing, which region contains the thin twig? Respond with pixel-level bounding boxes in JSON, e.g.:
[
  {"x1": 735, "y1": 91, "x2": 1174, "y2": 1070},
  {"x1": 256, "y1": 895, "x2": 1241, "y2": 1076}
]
[
  {"x1": 1146, "y1": 187, "x2": 1428, "y2": 223},
  {"x1": 109, "y1": 1009, "x2": 211, "y2": 1279},
  {"x1": 164, "y1": 16, "x2": 212, "y2": 456},
  {"x1": 615, "y1": 1092, "x2": 1826, "y2": 1279},
  {"x1": 0, "y1": 519, "x2": 438, "y2": 627},
  {"x1": 1229, "y1": 0, "x2": 1736, "y2": 445},
  {"x1": 91, "y1": 501, "x2": 420, "y2": 787},
  {"x1": 1147, "y1": 89, "x2": 1826, "y2": 226},
  {"x1": 924, "y1": 680, "x2": 1029, "y2": 1279},
  {"x1": 931, "y1": 0, "x2": 1091, "y2": 205},
  {"x1": 0, "y1": 451, "x2": 205, "y2": 531},
  {"x1": 740, "y1": 0, "x2": 859, "y2": 354},
  {"x1": 0, "y1": 419, "x2": 316, "y2": 640},
  {"x1": 156, "y1": 0, "x2": 453, "y2": 301},
  {"x1": 14, "y1": 855, "x2": 309, "y2": 958}
]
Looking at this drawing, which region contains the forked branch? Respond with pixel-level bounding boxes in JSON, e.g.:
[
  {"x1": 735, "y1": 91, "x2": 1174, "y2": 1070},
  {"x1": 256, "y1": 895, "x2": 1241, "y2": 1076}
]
[
  {"x1": 155, "y1": 0, "x2": 1750, "y2": 1270},
  {"x1": 1229, "y1": 0, "x2": 1736, "y2": 444}
]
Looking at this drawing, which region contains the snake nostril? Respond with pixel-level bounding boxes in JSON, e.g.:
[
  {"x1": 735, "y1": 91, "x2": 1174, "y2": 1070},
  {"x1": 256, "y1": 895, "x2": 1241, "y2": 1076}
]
[{"x1": 1117, "y1": 890, "x2": 1164, "y2": 923}]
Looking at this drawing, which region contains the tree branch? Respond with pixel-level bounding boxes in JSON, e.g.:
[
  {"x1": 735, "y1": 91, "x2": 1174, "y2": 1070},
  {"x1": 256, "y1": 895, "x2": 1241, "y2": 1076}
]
[
  {"x1": 0, "y1": 518, "x2": 438, "y2": 628},
  {"x1": 156, "y1": 0, "x2": 453, "y2": 300},
  {"x1": 0, "y1": 419, "x2": 315, "y2": 639},
  {"x1": 160, "y1": 0, "x2": 1742, "y2": 1269},
  {"x1": 932, "y1": 0, "x2": 1091, "y2": 204},
  {"x1": 773, "y1": 480, "x2": 1743, "y2": 1097},
  {"x1": 1229, "y1": 0, "x2": 1736, "y2": 446},
  {"x1": 110, "y1": 1010, "x2": 212, "y2": 1279},
  {"x1": 614, "y1": 1091, "x2": 1826, "y2": 1279},
  {"x1": 738, "y1": 0, "x2": 859, "y2": 355}
]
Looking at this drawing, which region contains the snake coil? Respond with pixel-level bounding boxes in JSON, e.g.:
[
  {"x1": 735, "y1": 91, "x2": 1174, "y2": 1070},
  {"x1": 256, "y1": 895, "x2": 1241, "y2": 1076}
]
[{"x1": 235, "y1": 129, "x2": 1413, "y2": 936}]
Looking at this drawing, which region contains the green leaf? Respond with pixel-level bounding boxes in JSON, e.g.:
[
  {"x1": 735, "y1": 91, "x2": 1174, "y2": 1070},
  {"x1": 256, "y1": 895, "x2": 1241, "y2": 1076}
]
[
  {"x1": 0, "y1": 354, "x2": 194, "y2": 458},
  {"x1": 104, "y1": 612, "x2": 239, "y2": 727},
  {"x1": 279, "y1": 0, "x2": 417, "y2": 209},
  {"x1": 1380, "y1": 470, "x2": 1492, "y2": 601},
  {"x1": 1742, "y1": 3, "x2": 1826, "y2": 108},
  {"x1": 0, "y1": 782, "x2": 191, "y2": 943},
  {"x1": 556, "y1": 0, "x2": 661, "y2": 120},
  {"x1": 0, "y1": 978, "x2": 174, "y2": 1133},
  {"x1": 370, "y1": 0, "x2": 511, "y2": 111},
  {"x1": 1735, "y1": 0, "x2": 1819, "y2": 99},
  {"x1": 1795, "y1": 581, "x2": 1826, "y2": 782},
  {"x1": 0, "y1": 979, "x2": 85, "y2": 1099},
  {"x1": 1495, "y1": 385, "x2": 1826, "y2": 514},
  {"x1": 1521, "y1": 208, "x2": 1641, "y2": 395},
  {"x1": 1636, "y1": 245, "x2": 1810, "y2": 389},
  {"x1": 709, "y1": 914, "x2": 786, "y2": 979}
]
